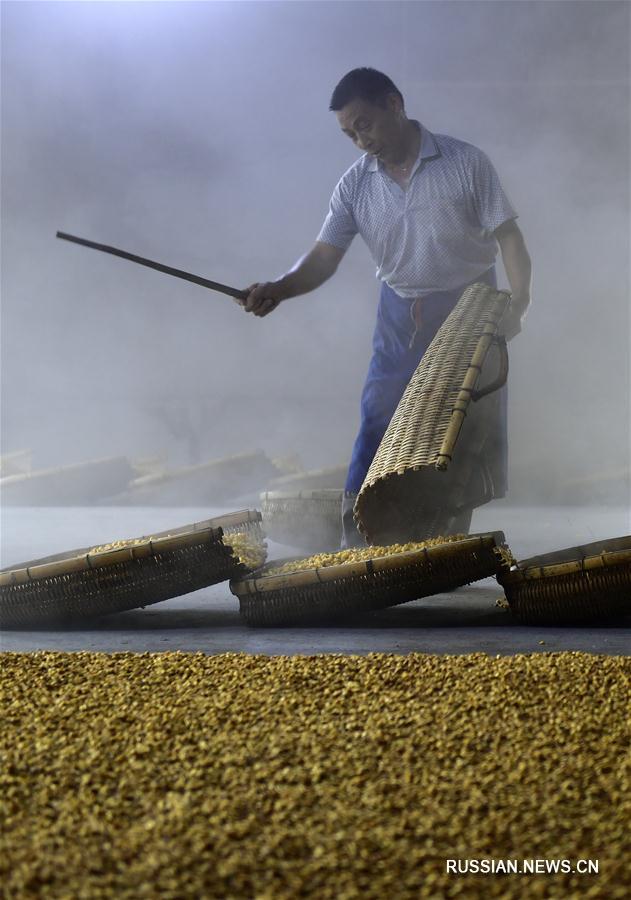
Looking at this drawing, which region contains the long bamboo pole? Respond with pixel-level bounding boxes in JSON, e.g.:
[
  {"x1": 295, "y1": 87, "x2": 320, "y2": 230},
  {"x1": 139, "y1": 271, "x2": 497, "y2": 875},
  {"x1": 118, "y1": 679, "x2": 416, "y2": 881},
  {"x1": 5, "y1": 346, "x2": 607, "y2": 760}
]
[{"x1": 56, "y1": 232, "x2": 248, "y2": 300}]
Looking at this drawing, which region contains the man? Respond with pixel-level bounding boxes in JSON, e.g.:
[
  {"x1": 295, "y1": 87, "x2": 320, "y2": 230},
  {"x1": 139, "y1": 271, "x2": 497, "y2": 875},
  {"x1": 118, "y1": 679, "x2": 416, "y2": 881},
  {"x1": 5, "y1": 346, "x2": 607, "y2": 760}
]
[{"x1": 242, "y1": 68, "x2": 532, "y2": 546}]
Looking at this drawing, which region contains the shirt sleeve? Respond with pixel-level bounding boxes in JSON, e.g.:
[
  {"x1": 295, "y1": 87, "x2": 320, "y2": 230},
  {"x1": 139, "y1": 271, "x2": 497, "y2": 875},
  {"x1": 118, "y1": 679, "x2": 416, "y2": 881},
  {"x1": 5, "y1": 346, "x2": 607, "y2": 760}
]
[
  {"x1": 468, "y1": 148, "x2": 518, "y2": 236},
  {"x1": 316, "y1": 175, "x2": 358, "y2": 250}
]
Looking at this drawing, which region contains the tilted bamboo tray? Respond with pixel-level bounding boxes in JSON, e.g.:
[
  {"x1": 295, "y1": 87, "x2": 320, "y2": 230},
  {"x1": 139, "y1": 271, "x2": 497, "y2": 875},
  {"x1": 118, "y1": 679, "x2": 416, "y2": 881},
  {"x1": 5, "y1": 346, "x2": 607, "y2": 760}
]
[
  {"x1": 497, "y1": 536, "x2": 631, "y2": 625},
  {"x1": 109, "y1": 450, "x2": 278, "y2": 506},
  {"x1": 0, "y1": 456, "x2": 135, "y2": 506},
  {"x1": 231, "y1": 531, "x2": 506, "y2": 627},
  {"x1": 131, "y1": 455, "x2": 168, "y2": 478},
  {"x1": 555, "y1": 466, "x2": 630, "y2": 506},
  {"x1": 260, "y1": 490, "x2": 344, "y2": 551},
  {"x1": 355, "y1": 284, "x2": 511, "y2": 545},
  {"x1": 0, "y1": 510, "x2": 265, "y2": 628},
  {"x1": 0, "y1": 449, "x2": 32, "y2": 478}
]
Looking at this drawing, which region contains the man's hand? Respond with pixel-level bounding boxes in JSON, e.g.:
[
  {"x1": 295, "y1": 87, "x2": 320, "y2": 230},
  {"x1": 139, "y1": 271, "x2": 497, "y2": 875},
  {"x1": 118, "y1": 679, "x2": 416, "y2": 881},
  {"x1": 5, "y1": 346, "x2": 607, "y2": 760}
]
[
  {"x1": 495, "y1": 220, "x2": 532, "y2": 341},
  {"x1": 239, "y1": 242, "x2": 345, "y2": 319},
  {"x1": 240, "y1": 281, "x2": 286, "y2": 317},
  {"x1": 500, "y1": 292, "x2": 530, "y2": 341}
]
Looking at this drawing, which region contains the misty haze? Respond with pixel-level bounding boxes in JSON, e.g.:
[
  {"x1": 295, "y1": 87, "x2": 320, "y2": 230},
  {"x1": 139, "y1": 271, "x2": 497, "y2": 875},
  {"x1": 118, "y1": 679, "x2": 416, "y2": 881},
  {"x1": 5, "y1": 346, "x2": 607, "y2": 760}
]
[{"x1": 1, "y1": 0, "x2": 629, "y2": 545}]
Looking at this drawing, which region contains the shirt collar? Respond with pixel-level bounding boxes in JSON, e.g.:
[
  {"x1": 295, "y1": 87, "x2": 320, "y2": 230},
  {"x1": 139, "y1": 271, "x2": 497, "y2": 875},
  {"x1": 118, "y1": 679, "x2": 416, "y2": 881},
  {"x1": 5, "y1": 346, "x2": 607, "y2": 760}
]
[{"x1": 367, "y1": 121, "x2": 440, "y2": 173}]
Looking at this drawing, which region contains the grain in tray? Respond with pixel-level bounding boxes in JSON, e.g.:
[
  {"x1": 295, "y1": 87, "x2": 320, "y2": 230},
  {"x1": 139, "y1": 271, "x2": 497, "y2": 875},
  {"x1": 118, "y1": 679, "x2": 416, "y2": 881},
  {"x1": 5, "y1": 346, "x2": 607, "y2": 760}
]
[
  {"x1": 265, "y1": 533, "x2": 469, "y2": 575},
  {"x1": 91, "y1": 530, "x2": 266, "y2": 572}
]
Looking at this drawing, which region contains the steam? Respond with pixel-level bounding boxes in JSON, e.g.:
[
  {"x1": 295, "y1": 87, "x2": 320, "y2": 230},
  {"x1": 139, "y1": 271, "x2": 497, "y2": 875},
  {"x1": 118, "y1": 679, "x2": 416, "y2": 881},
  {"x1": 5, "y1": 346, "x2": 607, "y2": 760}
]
[{"x1": 1, "y1": 0, "x2": 628, "y2": 506}]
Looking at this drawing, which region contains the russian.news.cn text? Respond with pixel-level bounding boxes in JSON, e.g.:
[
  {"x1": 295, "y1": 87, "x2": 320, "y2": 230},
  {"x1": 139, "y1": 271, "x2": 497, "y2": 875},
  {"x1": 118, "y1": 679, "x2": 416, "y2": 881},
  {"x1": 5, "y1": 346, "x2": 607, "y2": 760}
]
[{"x1": 446, "y1": 859, "x2": 599, "y2": 875}]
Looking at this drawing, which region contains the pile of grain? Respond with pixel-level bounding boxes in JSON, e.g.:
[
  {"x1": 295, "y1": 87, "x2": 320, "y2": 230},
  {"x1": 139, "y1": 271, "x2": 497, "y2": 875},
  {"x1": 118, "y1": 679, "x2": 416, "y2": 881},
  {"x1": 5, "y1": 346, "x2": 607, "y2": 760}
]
[
  {"x1": 89, "y1": 538, "x2": 155, "y2": 554},
  {"x1": 90, "y1": 531, "x2": 266, "y2": 572},
  {"x1": 1, "y1": 652, "x2": 628, "y2": 898},
  {"x1": 222, "y1": 531, "x2": 267, "y2": 571},
  {"x1": 266, "y1": 534, "x2": 469, "y2": 576}
]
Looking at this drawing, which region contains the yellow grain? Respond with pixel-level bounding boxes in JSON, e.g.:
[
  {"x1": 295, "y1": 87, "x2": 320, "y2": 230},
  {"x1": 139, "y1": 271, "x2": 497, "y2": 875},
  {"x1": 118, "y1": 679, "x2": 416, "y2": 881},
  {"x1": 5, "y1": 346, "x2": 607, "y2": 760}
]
[
  {"x1": 1, "y1": 652, "x2": 628, "y2": 899},
  {"x1": 266, "y1": 534, "x2": 469, "y2": 575}
]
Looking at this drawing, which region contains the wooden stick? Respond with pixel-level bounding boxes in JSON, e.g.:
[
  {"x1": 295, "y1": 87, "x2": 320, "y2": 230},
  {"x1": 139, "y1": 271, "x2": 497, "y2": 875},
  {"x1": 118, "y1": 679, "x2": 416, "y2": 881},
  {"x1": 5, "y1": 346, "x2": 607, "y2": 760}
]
[{"x1": 56, "y1": 231, "x2": 248, "y2": 301}]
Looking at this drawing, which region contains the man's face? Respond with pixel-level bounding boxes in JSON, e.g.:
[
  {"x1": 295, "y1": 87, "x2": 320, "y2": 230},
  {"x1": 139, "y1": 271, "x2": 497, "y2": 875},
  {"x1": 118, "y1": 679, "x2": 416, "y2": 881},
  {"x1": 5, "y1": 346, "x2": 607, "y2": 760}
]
[{"x1": 335, "y1": 94, "x2": 404, "y2": 163}]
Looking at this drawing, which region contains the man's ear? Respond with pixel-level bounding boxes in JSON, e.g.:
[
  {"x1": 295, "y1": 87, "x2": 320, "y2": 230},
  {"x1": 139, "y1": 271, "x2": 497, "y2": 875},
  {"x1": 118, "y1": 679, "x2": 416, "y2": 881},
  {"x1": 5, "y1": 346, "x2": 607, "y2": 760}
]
[
  {"x1": 385, "y1": 92, "x2": 404, "y2": 115},
  {"x1": 384, "y1": 94, "x2": 405, "y2": 116}
]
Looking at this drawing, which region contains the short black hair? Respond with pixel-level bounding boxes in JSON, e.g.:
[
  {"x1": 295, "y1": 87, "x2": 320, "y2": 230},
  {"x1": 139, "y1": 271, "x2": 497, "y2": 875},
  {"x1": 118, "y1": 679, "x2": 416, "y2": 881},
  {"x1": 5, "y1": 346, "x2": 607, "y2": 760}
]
[{"x1": 329, "y1": 68, "x2": 404, "y2": 112}]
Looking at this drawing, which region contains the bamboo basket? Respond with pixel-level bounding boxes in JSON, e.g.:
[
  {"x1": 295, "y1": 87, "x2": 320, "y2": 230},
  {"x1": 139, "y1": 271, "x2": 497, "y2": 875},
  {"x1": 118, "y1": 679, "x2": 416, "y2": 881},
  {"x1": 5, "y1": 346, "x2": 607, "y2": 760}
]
[
  {"x1": 497, "y1": 536, "x2": 631, "y2": 625},
  {"x1": 260, "y1": 490, "x2": 344, "y2": 551},
  {"x1": 0, "y1": 456, "x2": 135, "y2": 506},
  {"x1": 0, "y1": 510, "x2": 265, "y2": 628},
  {"x1": 265, "y1": 465, "x2": 348, "y2": 493},
  {"x1": 231, "y1": 531, "x2": 506, "y2": 627},
  {"x1": 109, "y1": 450, "x2": 278, "y2": 506},
  {"x1": 355, "y1": 284, "x2": 511, "y2": 545}
]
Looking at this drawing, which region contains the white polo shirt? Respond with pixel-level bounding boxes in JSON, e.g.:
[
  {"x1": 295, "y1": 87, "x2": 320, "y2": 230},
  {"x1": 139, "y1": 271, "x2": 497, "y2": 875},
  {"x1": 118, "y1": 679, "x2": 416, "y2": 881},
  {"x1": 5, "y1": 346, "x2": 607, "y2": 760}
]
[{"x1": 317, "y1": 123, "x2": 517, "y2": 298}]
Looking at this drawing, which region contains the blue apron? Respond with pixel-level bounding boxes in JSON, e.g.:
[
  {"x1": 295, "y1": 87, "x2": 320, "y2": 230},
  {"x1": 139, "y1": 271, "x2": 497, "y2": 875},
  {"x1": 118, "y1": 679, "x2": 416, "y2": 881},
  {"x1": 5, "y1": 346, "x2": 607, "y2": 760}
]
[{"x1": 345, "y1": 267, "x2": 507, "y2": 496}]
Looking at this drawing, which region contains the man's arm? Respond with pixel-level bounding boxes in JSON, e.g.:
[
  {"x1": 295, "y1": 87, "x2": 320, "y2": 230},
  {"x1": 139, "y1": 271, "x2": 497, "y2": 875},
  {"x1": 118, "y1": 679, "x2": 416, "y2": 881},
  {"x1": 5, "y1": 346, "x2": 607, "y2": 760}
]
[
  {"x1": 494, "y1": 219, "x2": 532, "y2": 340},
  {"x1": 242, "y1": 241, "x2": 345, "y2": 317}
]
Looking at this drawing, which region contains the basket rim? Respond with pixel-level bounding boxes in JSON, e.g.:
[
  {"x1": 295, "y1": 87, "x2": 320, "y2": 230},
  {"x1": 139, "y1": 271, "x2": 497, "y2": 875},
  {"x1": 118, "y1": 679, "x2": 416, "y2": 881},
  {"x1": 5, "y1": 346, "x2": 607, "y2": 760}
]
[
  {"x1": 260, "y1": 489, "x2": 345, "y2": 501},
  {"x1": 498, "y1": 536, "x2": 631, "y2": 585},
  {"x1": 230, "y1": 531, "x2": 505, "y2": 596},
  {"x1": 0, "y1": 509, "x2": 262, "y2": 587},
  {"x1": 266, "y1": 464, "x2": 348, "y2": 486}
]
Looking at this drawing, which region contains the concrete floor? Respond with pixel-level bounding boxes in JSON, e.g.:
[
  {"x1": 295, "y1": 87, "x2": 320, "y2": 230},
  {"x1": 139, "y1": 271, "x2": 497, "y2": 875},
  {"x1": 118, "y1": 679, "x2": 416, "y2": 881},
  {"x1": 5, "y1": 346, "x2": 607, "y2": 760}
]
[{"x1": 1, "y1": 501, "x2": 629, "y2": 655}]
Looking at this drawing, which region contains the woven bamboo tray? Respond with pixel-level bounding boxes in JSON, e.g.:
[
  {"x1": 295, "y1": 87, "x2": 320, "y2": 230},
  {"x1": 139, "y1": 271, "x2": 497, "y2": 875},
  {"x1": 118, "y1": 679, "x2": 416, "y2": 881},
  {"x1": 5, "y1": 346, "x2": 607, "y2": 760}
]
[
  {"x1": 260, "y1": 490, "x2": 344, "y2": 551},
  {"x1": 0, "y1": 510, "x2": 265, "y2": 629},
  {"x1": 497, "y1": 536, "x2": 631, "y2": 625},
  {"x1": 109, "y1": 450, "x2": 278, "y2": 506},
  {"x1": 355, "y1": 284, "x2": 511, "y2": 545},
  {"x1": 231, "y1": 531, "x2": 505, "y2": 627},
  {"x1": 0, "y1": 456, "x2": 135, "y2": 506}
]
